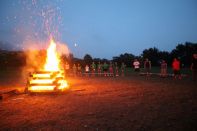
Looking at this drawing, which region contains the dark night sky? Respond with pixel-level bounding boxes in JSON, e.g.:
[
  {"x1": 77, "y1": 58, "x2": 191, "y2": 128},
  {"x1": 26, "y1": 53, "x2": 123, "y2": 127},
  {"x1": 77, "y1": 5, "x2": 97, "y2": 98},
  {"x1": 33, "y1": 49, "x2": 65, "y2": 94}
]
[{"x1": 0, "y1": 0, "x2": 197, "y2": 59}]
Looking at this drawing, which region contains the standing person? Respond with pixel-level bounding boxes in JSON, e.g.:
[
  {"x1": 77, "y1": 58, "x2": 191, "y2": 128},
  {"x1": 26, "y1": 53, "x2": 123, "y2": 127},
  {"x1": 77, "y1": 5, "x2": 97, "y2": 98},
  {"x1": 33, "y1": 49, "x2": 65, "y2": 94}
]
[
  {"x1": 191, "y1": 53, "x2": 197, "y2": 81},
  {"x1": 121, "y1": 62, "x2": 126, "y2": 76},
  {"x1": 160, "y1": 60, "x2": 167, "y2": 77},
  {"x1": 144, "y1": 58, "x2": 151, "y2": 76},
  {"x1": 172, "y1": 58, "x2": 181, "y2": 79},
  {"x1": 72, "y1": 64, "x2": 77, "y2": 76},
  {"x1": 103, "y1": 62, "x2": 109, "y2": 76},
  {"x1": 85, "y1": 65, "x2": 90, "y2": 77},
  {"x1": 109, "y1": 62, "x2": 114, "y2": 77},
  {"x1": 64, "y1": 62, "x2": 70, "y2": 76},
  {"x1": 97, "y1": 62, "x2": 102, "y2": 76},
  {"x1": 115, "y1": 62, "x2": 119, "y2": 77},
  {"x1": 133, "y1": 59, "x2": 140, "y2": 72},
  {"x1": 77, "y1": 63, "x2": 82, "y2": 76},
  {"x1": 91, "y1": 62, "x2": 96, "y2": 76}
]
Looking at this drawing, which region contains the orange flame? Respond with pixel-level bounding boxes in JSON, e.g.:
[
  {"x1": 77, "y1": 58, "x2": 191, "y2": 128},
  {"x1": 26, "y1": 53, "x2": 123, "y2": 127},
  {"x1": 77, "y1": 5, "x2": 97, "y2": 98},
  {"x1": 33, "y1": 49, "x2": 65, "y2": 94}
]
[
  {"x1": 44, "y1": 38, "x2": 60, "y2": 71},
  {"x1": 28, "y1": 37, "x2": 68, "y2": 92}
]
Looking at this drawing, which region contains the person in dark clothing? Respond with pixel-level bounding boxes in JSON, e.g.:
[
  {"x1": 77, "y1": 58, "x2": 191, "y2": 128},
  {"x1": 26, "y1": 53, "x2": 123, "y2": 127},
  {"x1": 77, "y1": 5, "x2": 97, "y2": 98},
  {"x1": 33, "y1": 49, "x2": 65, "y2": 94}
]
[
  {"x1": 121, "y1": 62, "x2": 126, "y2": 76},
  {"x1": 191, "y1": 53, "x2": 197, "y2": 81},
  {"x1": 160, "y1": 60, "x2": 167, "y2": 77},
  {"x1": 144, "y1": 58, "x2": 151, "y2": 76},
  {"x1": 103, "y1": 62, "x2": 109, "y2": 76},
  {"x1": 91, "y1": 62, "x2": 96, "y2": 76},
  {"x1": 115, "y1": 62, "x2": 119, "y2": 77}
]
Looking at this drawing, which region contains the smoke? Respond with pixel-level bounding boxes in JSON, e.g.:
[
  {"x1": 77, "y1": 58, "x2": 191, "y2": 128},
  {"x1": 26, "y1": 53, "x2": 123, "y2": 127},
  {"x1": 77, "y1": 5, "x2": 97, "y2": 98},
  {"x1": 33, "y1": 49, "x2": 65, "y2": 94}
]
[
  {"x1": 21, "y1": 39, "x2": 70, "y2": 71},
  {"x1": 20, "y1": 39, "x2": 70, "y2": 84},
  {"x1": 22, "y1": 39, "x2": 47, "y2": 50},
  {"x1": 13, "y1": 0, "x2": 70, "y2": 81},
  {"x1": 56, "y1": 41, "x2": 70, "y2": 57},
  {"x1": 21, "y1": 41, "x2": 46, "y2": 82}
]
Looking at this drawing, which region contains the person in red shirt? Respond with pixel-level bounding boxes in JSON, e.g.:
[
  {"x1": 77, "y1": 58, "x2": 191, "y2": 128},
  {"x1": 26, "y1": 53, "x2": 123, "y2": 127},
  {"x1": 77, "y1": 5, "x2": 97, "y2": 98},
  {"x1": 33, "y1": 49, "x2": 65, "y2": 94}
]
[{"x1": 172, "y1": 58, "x2": 181, "y2": 79}]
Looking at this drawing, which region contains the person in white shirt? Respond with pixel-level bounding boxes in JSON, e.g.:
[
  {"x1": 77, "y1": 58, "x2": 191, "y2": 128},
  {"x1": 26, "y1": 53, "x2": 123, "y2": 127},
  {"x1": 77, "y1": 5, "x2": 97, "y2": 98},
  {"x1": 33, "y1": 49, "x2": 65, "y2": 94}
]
[
  {"x1": 85, "y1": 65, "x2": 90, "y2": 77},
  {"x1": 133, "y1": 59, "x2": 140, "y2": 72}
]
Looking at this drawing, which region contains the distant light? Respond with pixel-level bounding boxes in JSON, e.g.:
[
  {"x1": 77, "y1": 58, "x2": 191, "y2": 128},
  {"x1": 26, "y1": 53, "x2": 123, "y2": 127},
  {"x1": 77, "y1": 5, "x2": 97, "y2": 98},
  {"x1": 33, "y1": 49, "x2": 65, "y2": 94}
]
[{"x1": 74, "y1": 43, "x2": 78, "y2": 47}]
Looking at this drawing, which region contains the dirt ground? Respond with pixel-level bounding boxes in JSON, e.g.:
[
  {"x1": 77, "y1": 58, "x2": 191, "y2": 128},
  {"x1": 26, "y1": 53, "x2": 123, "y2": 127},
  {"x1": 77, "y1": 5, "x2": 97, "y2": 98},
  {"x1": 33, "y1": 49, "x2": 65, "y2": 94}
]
[{"x1": 0, "y1": 75, "x2": 197, "y2": 131}]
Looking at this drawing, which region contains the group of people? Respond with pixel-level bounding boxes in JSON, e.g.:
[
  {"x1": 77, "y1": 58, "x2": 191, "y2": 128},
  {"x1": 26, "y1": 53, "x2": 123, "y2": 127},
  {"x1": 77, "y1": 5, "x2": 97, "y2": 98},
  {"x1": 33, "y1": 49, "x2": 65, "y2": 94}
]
[
  {"x1": 133, "y1": 58, "x2": 152, "y2": 76},
  {"x1": 132, "y1": 53, "x2": 197, "y2": 81},
  {"x1": 63, "y1": 53, "x2": 197, "y2": 81},
  {"x1": 64, "y1": 62, "x2": 126, "y2": 77}
]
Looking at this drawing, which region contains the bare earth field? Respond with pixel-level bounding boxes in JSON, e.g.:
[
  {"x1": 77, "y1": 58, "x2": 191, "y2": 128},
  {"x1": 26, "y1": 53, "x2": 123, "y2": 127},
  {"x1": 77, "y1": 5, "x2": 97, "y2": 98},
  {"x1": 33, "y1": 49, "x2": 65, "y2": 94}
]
[{"x1": 0, "y1": 73, "x2": 197, "y2": 130}]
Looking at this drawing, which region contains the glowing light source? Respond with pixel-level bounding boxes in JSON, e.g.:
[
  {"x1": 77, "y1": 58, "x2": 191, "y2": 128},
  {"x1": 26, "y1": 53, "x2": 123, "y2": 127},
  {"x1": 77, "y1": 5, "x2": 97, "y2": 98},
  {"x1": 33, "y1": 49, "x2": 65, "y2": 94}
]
[{"x1": 28, "y1": 37, "x2": 69, "y2": 92}]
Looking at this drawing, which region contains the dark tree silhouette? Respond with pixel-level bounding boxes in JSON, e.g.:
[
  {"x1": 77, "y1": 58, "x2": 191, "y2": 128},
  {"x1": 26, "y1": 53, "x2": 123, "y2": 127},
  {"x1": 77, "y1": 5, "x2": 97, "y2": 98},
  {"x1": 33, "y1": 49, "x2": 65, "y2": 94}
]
[
  {"x1": 1, "y1": 41, "x2": 196, "y2": 69},
  {"x1": 158, "y1": 51, "x2": 171, "y2": 65},
  {"x1": 142, "y1": 47, "x2": 160, "y2": 66},
  {"x1": 171, "y1": 42, "x2": 197, "y2": 67},
  {"x1": 113, "y1": 53, "x2": 135, "y2": 67},
  {"x1": 0, "y1": 50, "x2": 26, "y2": 68},
  {"x1": 83, "y1": 54, "x2": 93, "y2": 65},
  {"x1": 93, "y1": 58, "x2": 102, "y2": 64}
]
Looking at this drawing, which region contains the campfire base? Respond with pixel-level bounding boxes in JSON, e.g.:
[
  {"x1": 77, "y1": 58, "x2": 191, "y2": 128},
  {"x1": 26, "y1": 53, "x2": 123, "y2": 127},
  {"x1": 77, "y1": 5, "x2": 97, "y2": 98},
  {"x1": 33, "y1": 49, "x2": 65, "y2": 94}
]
[{"x1": 27, "y1": 71, "x2": 68, "y2": 93}]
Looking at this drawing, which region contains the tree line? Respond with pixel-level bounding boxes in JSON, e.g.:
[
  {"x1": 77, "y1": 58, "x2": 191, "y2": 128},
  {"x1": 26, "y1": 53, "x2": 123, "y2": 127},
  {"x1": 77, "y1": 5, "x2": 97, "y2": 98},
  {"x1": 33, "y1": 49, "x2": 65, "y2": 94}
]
[
  {"x1": 71, "y1": 42, "x2": 197, "y2": 67},
  {"x1": 0, "y1": 42, "x2": 196, "y2": 68}
]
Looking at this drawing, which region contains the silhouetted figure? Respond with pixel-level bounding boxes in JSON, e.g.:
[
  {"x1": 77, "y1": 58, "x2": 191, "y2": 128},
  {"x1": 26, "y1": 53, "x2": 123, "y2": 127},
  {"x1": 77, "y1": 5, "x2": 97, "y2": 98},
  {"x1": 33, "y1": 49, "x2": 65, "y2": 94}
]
[
  {"x1": 97, "y1": 62, "x2": 102, "y2": 76},
  {"x1": 64, "y1": 62, "x2": 70, "y2": 76},
  {"x1": 191, "y1": 53, "x2": 197, "y2": 81},
  {"x1": 77, "y1": 63, "x2": 82, "y2": 76},
  {"x1": 121, "y1": 62, "x2": 126, "y2": 76},
  {"x1": 160, "y1": 60, "x2": 167, "y2": 77},
  {"x1": 109, "y1": 62, "x2": 114, "y2": 76},
  {"x1": 103, "y1": 62, "x2": 108, "y2": 76},
  {"x1": 115, "y1": 62, "x2": 119, "y2": 77},
  {"x1": 73, "y1": 64, "x2": 77, "y2": 76},
  {"x1": 91, "y1": 62, "x2": 96, "y2": 76},
  {"x1": 144, "y1": 58, "x2": 151, "y2": 76}
]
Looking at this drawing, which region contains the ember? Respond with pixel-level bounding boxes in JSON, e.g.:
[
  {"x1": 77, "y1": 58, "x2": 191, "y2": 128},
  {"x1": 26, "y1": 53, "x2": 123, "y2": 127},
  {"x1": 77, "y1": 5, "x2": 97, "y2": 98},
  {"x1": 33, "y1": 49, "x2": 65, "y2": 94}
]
[{"x1": 27, "y1": 38, "x2": 68, "y2": 92}]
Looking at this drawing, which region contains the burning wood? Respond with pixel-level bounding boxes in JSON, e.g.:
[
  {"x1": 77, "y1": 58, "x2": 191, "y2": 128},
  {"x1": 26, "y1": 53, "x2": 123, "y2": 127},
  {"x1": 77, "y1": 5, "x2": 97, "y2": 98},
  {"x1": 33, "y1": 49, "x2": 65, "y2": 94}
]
[
  {"x1": 26, "y1": 38, "x2": 68, "y2": 92},
  {"x1": 27, "y1": 71, "x2": 68, "y2": 92}
]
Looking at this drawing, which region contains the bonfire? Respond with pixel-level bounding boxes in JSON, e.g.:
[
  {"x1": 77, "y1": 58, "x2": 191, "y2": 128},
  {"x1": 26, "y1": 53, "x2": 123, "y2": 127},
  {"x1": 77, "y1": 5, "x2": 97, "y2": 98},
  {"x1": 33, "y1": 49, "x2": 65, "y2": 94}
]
[{"x1": 26, "y1": 38, "x2": 68, "y2": 92}]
